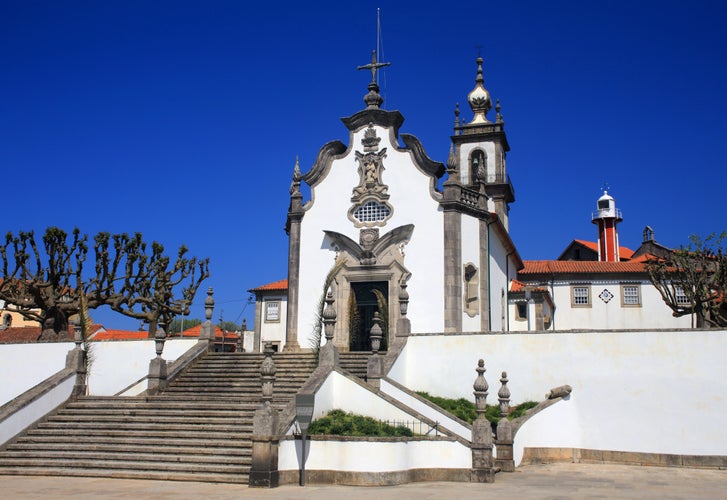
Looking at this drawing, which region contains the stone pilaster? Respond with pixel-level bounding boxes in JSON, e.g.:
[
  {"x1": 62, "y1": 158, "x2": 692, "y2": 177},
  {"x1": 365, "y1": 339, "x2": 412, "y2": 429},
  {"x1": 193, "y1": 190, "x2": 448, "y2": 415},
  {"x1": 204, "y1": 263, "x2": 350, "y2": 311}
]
[
  {"x1": 479, "y1": 218, "x2": 491, "y2": 331},
  {"x1": 442, "y1": 193, "x2": 462, "y2": 333},
  {"x1": 285, "y1": 217, "x2": 303, "y2": 352}
]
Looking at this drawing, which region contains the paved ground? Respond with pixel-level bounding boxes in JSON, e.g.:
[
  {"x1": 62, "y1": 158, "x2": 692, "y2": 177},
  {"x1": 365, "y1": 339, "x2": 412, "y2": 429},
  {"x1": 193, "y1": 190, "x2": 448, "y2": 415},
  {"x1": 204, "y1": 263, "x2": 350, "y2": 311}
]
[{"x1": 2, "y1": 463, "x2": 726, "y2": 499}]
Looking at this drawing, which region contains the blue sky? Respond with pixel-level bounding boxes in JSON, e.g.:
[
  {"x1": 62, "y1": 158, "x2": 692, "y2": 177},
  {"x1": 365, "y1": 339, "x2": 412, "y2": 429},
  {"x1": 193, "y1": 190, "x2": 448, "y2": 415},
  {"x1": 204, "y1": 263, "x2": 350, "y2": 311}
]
[{"x1": 2, "y1": 1, "x2": 726, "y2": 330}]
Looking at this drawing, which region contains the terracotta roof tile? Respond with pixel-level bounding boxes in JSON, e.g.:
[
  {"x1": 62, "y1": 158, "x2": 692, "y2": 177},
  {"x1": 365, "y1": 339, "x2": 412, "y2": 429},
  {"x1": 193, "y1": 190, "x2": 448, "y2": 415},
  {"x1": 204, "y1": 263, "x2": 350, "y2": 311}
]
[
  {"x1": 520, "y1": 260, "x2": 648, "y2": 275},
  {"x1": 573, "y1": 239, "x2": 635, "y2": 260},
  {"x1": 92, "y1": 329, "x2": 149, "y2": 340},
  {"x1": 249, "y1": 279, "x2": 288, "y2": 293}
]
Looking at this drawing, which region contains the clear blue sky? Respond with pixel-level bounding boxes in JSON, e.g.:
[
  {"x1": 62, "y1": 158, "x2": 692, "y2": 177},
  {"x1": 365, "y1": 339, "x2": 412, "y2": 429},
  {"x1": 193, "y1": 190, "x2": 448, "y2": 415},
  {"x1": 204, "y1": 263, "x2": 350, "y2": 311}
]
[{"x1": 2, "y1": 1, "x2": 726, "y2": 330}]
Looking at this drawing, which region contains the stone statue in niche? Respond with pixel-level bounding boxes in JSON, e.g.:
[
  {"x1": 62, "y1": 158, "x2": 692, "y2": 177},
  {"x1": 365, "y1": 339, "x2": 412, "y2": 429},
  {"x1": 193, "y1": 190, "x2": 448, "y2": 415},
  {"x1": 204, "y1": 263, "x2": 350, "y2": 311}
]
[
  {"x1": 352, "y1": 125, "x2": 389, "y2": 202},
  {"x1": 353, "y1": 150, "x2": 388, "y2": 200}
]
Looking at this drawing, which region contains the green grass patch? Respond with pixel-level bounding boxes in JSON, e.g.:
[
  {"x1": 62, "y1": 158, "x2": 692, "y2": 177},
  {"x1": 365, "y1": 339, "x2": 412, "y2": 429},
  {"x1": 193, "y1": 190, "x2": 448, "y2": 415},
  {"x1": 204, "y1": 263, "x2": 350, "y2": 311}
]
[
  {"x1": 416, "y1": 391, "x2": 538, "y2": 425},
  {"x1": 308, "y1": 409, "x2": 414, "y2": 437}
]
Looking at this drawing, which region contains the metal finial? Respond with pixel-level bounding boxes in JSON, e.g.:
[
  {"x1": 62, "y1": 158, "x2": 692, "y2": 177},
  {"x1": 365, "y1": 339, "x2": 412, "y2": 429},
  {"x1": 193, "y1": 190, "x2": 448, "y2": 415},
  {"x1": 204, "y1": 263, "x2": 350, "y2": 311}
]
[{"x1": 358, "y1": 50, "x2": 391, "y2": 109}]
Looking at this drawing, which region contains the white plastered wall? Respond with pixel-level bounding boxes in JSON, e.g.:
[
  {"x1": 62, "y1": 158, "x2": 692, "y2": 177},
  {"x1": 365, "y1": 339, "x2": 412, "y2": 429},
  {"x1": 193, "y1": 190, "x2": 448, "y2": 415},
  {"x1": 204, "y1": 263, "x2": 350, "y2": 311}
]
[
  {"x1": 549, "y1": 281, "x2": 693, "y2": 331},
  {"x1": 392, "y1": 331, "x2": 727, "y2": 458},
  {"x1": 260, "y1": 296, "x2": 287, "y2": 349},
  {"x1": 488, "y1": 230, "x2": 511, "y2": 332},
  {"x1": 87, "y1": 338, "x2": 198, "y2": 395},
  {"x1": 296, "y1": 124, "x2": 444, "y2": 344},
  {"x1": 0, "y1": 342, "x2": 73, "y2": 405}
]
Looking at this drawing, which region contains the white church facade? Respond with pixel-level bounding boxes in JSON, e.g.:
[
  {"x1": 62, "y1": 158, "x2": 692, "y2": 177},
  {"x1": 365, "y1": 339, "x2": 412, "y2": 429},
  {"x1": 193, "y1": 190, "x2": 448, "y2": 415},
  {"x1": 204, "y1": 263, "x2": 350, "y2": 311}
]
[
  {"x1": 280, "y1": 54, "x2": 521, "y2": 352},
  {"x1": 250, "y1": 55, "x2": 692, "y2": 352}
]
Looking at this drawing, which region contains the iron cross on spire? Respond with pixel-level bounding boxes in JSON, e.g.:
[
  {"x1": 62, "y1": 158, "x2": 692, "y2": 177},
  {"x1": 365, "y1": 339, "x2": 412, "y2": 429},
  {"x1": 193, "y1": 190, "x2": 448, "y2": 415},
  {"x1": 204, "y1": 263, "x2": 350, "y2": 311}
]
[{"x1": 357, "y1": 50, "x2": 390, "y2": 84}]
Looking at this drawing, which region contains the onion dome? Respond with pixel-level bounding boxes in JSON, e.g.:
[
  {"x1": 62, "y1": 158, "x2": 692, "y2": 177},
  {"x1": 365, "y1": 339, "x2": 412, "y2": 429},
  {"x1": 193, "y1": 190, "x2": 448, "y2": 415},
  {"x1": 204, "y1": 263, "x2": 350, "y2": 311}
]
[{"x1": 468, "y1": 57, "x2": 492, "y2": 124}]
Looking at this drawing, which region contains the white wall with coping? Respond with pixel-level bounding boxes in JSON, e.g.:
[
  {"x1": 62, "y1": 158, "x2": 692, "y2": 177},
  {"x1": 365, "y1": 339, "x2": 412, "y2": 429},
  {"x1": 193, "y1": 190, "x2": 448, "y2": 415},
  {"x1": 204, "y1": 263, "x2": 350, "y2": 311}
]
[
  {"x1": 380, "y1": 379, "x2": 471, "y2": 441},
  {"x1": 0, "y1": 342, "x2": 74, "y2": 405},
  {"x1": 303, "y1": 371, "x2": 422, "y2": 427},
  {"x1": 88, "y1": 339, "x2": 199, "y2": 395},
  {"x1": 0, "y1": 374, "x2": 75, "y2": 446},
  {"x1": 391, "y1": 331, "x2": 727, "y2": 457},
  {"x1": 279, "y1": 437, "x2": 470, "y2": 472}
]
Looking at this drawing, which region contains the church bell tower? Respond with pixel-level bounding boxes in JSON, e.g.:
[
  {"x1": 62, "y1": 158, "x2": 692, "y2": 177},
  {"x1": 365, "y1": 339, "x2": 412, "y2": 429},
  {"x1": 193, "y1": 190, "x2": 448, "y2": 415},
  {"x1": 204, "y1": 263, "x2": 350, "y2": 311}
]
[{"x1": 449, "y1": 56, "x2": 514, "y2": 229}]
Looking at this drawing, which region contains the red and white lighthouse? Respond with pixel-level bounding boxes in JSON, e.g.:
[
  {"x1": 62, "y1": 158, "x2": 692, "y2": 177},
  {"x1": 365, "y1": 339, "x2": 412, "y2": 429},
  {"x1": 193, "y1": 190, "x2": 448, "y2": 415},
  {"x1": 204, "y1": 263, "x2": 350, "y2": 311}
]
[{"x1": 591, "y1": 190, "x2": 622, "y2": 262}]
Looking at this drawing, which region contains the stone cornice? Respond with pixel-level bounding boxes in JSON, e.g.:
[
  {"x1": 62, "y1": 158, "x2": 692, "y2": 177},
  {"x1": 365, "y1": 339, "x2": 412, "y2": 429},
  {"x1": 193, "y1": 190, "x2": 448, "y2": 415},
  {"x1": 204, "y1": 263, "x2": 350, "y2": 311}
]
[
  {"x1": 341, "y1": 109, "x2": 405, "y2": 135},
  {"x1": 301, "y1": 140, "x2": 348, "y2": 188}
]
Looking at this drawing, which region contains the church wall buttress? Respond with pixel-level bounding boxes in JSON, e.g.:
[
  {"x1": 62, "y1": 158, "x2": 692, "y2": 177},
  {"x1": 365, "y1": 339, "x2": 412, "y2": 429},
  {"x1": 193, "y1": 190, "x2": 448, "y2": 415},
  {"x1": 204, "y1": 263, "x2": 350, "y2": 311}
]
[{"x1": 443, "y1": 210, "x2": 462, "y2": 333}]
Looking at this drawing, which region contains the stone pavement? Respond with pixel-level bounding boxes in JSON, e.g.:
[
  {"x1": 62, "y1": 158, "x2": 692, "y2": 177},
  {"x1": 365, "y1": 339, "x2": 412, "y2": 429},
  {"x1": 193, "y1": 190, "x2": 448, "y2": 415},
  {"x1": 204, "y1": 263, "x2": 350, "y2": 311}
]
[{"x1": 2, "y1": 463, "x2": 726, "y2": 499}]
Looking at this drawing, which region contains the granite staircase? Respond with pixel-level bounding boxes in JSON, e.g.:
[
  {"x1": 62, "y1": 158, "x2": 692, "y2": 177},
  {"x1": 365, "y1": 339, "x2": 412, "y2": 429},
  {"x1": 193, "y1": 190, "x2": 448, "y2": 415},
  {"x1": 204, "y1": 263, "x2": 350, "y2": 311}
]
[
  {"x1": 338, "y1": 351, "x2": 371, "y2": 379},
  {"x1": 0, "y1": 351, "x2": 317, "y2": 483}
]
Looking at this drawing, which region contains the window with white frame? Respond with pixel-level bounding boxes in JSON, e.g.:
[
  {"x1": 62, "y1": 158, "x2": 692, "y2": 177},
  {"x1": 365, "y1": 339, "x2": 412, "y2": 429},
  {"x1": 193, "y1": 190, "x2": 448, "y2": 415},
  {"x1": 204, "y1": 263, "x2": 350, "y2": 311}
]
[
  {"x1": 572, "y1": 286, "x2": 590, "y2": 306},
  {"x1": 675, "y1": 287, "x2": 690, "y2": 305},
  {"x1": 265, "y1": 301, "x2": 280, "y2": 322},
  {"x1": 622, "y1": 285, "x2": 641, "y2": 306}
]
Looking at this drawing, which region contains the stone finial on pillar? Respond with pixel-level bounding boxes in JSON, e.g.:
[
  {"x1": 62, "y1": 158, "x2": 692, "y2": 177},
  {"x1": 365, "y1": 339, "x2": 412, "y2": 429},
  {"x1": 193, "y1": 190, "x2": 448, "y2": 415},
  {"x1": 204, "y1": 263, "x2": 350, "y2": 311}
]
[
  {"x1": 66, "y1": 319, "x2": 87, "y2": 397},
  {"x1": 260, "y1": 342, "x2": 276, "y2": 404},
  {"x1": 319, "y1": 288, "x2": 339, "y2": 368},
  {"x1": 322, "y1": 288, "x2": 336, "y2": 343},
  {"x1": 396, "y1": 282, "x2": 411, "y2": 336},
  {"x1": 148, "y1": 321, "x2": 168, "y2": 395},
  {"x1": 154, "y1": 321, "x2": 167, "y2": 358},
  {"x1": 496, "y1": 370, "x2": 515, "y2": 472},
  {"x1": 200, "y1": 287, "x2": 216, "y2": 348},
  {"x1": 498, "y1": 371, "x2": 511, "y2": 417},
  {"x1": 471, "y1": 358, "x2": 495, "y2": 483},
  {"x1": 370, "y1": 312, "x2": 383, "y2": 353},
  {"x1": 473, "y1": 359, "x2": 489, "y2": 417},
  {"x1": 366, "y1": 312, "x2": 384, "y2": 389}
]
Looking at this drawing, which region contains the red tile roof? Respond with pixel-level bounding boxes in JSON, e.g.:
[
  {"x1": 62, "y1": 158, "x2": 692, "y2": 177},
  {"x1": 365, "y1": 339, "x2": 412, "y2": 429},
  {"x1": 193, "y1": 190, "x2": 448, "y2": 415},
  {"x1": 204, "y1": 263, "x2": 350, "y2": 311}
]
[
  {"x1": 520, "y1": 260, "x2": 648, "y2": 275},
  {"x1": 249, "y1": 279, "x2": 288, "y2": 292},
  {"x1": 510, "y1": 280, "x2": 548, "y2": 293},
  {"x1": 573, "y1": 239, "x2": 635, "y2": 260},
  {"x1": 0, "y1": 326, "x2": 42, "y2": 343},
  {"x1": 92, "y1": 329, "x2": 149, "y2": 340},
  {"x1": 180, "y1": 323, "x2": 238, "y2": 341}
]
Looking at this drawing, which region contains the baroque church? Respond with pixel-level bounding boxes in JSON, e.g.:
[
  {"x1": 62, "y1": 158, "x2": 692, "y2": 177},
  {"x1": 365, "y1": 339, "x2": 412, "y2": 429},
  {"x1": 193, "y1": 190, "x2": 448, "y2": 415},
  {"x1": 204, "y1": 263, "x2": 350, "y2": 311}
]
[
  {"x1": 249, "y1": 53, "x2": 690, "y2": 352},
  {"x1": 253, "y1": 53, "x2": 522, "y2": 352}
]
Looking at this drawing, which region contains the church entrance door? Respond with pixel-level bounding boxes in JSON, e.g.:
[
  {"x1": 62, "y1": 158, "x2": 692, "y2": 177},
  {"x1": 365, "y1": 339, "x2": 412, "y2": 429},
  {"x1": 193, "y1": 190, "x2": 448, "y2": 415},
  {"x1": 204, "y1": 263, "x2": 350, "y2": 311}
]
[{"x1": 349, "y1": 281, "x2": 388, "y2": 352}]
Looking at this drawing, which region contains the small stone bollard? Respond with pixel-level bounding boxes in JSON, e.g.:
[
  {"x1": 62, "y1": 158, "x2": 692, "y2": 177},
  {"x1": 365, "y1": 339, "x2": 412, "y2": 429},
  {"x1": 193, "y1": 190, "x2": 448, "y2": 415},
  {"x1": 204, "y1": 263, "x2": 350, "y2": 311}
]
[{"x1": 470, "y1": 358, "x2": 495, "y2": 483}]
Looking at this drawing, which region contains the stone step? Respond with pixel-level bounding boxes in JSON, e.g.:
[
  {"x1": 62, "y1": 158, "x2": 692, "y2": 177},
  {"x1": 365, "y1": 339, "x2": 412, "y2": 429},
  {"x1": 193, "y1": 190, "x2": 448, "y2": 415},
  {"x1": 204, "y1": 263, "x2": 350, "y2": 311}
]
[
  {"x1": 58, "y1": 408, "x2": 255, "y2": 418},
  {"x1": 10, "y1": 438, "x2": 251, "y2": 453},
  {"x1": 35, "y1": 421, "x2": 253, "y2": 433},
  {"x1": 27, "y1": 427, "x2": 252, "y2": 440},
  {"x1": 45, "y1": 414, "x2": 251, "y2": 426},
  {"x1": 0, "y1": 467, "x2": 249, "y2": 484},
  {"x1": 0, "y1": 450, "x2": 252, "y2": 466},
  {"x1": 0, "y1": 457, "x2": 248, "y2": 475}
]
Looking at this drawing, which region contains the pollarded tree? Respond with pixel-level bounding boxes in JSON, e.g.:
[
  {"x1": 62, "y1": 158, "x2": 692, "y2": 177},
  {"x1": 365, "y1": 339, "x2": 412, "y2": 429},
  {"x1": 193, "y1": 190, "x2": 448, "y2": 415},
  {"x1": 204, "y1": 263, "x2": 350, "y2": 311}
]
[
  {"x1": 0, "y1": 228, "x2": 89, "y2": 339},
  {"x1": 646, "y1": 232, "x2": 727, "y2": 328},
  {"x1": 88, "y1": 232, "x2": 210, "y2": 339},
  {"x1": 0, "y1": 227, "x2": 210, "y2": 340}
]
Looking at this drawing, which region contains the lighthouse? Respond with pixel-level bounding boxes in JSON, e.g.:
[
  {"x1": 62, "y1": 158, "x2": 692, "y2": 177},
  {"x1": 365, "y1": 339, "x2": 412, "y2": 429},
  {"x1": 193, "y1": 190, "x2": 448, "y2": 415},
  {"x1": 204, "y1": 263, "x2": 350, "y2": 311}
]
[{"x1": 591, "y1": 190, "x2": 622, "y2": 262}]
